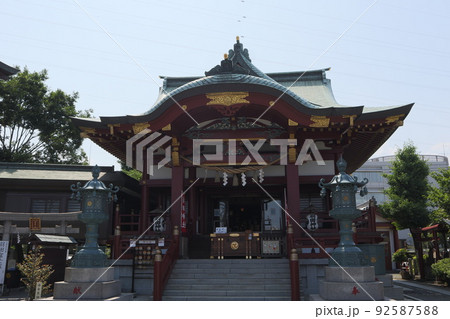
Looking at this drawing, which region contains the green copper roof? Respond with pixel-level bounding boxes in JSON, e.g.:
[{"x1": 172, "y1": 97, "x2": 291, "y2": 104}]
[{"x1": 151, "y1": 38, "x2": 360, "y2": 114}]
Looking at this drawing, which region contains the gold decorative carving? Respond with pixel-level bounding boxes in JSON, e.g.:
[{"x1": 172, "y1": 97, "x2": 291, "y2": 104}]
[
  {"x1": 79, "y1": 126, "x2": 96, "y2": 138},
  {"x1": 107, "y1": 124, "x2": 120, "y2": 135},
  {"x1": 288, "y1": 146, "x2": 296, "y2": 164},
  {"x1": 229, "y1": 233, "x2": 240, "y2": 237},
  {"x1": 132, "y1": 122, "x2": 150, "y2": 134},
  {"x1": 206, "y1": 92, "x2": 250, "y2": 107},
  {"x1": 342, "y1": 115, "x2": 357, "y2": 127},
  {"x1": 162, "y1": 124, "x2": 171, "y2": 131},
  {"x1": 288, "y1": 119, "x2": 298, "y2": 126},
  {"x1": 230, "y1": 241, "x2": 239, "y2": 250},
  {"x1": 172, "y1": 137, "x2": 180, "y2": 166},
  {"x1": 385, "y1": 114, "x2": 404, "y2": 125},
  {"x1": 309, "y1": 116, "x2": 330, "y2": 128},
  {"x1": 172, "y1": 151, "x2": 180, "y2": 166}
]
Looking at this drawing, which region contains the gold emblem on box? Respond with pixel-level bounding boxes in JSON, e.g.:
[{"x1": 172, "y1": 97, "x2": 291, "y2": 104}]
[{"x1": 230, "y1": 241, "x2": 239, "y2": 250}]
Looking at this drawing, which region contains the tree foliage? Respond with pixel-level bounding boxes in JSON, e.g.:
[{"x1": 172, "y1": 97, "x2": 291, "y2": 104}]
[
  {"x1": 380, "y1": 143, "x2": 430, "y2": 230},
  {"x1": 428, "y1": 167, "x2": 450, "y2": 223},
  {"x1": 16, "y1": 246, "x2": 54, "y2": 300},
  {"x1": 0, "y1": 67, "x2": 92, "y2": 164},
  {"x1": 119, "y1": 160, "x2": 142, "y2": 181}
]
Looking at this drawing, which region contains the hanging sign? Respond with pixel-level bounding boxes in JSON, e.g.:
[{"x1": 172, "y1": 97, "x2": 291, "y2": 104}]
[
  {"x1": 29, "y1": 218, "x2": 41, "y2": 231},
  {"x1": 306, "y1": 213, "x2": 318, "y2": 231},
  {"x1": 180, "y1": 193, "x2": 187, "y2": 234},
  {"x1": 153, "y1": 217, "x2": 166, "y2": 232},
  {"x1": 0, "y1": 241, "x2": 9, "y2": 286}
]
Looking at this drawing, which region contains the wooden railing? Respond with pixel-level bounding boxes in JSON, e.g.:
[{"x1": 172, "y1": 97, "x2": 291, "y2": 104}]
[{"x1": 153, "y1": 226, "x2": 180, "y2": 301}]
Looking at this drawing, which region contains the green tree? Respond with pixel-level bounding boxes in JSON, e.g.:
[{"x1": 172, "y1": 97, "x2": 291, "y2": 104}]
[
  {"x1": 16, "y1": 247, "x2": 54, "y2": 300},
  {"x1": 380, "y1": 143, "x2": 430, "y2": 246},
  {"x1": 0, "y1": 67, "x2": 92, "y2": 164},
  {"x1": 119, "y1": 160, "x2": 142, "y2": 181},
  {"x1": 428, "y1": 167, "x2": 450, "y2": 224}
]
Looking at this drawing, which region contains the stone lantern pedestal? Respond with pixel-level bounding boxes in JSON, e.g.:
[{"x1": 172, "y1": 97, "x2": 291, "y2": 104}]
[
  {"x1": 53, "y1": 166, "x2": 131, "y2": 300},
  {"x1": 53, "y1": 267, "x2": 125, "y2": 300},
  {"x1": 313, "y1": 158, "x2": 384, "y2": 301},
  {"x1": 317, "y1": 266, "x2": 384, "y2": 300}
]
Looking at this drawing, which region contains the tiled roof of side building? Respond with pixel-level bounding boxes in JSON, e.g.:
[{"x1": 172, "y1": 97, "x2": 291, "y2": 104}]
[{"x1": 0, "y1": 61, "x2": 19, "y2": 79}]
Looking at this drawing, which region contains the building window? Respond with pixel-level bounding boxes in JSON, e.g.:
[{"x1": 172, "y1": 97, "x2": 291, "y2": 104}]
[
  {"x1": 31, "y1": 199, "x2": 61, "y2": 213},
  {"x1": 67, "y1": 199, "x2": 81, "y2": 212}
]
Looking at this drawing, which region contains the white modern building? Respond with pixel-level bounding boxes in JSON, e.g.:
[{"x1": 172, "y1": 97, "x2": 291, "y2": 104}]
[{"x1": 354, "y1": 154, "x2": 449, "y2": 248}]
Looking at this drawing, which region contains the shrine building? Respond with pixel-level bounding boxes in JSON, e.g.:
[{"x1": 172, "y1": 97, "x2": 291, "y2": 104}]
[{"x1": 72, "y1": 38, "x2": 411, "y2": 295}]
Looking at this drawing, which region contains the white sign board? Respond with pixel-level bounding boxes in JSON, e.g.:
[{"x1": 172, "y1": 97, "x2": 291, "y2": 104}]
[
  {"x1": 215, "y1": 227, "x2": 227, "y2": 234},
  {"x1": 0, "y1": 241, "x2": 9, "y2": 286},
  {"x1": 35, "y1": 281, "x2": 43, "y2": 300}
]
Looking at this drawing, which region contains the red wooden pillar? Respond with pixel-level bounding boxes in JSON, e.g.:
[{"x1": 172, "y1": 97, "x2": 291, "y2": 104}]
[
  {"x1": 187, "y1": 167, "x2": 196, "y2": 237},
  {"x1": 140, "y1": 183, "x2": 149, "y2": 234},
  {"x1": 285, "y1": 163, "x2": 300, "y2": 238},
  {"x1": 287, "y1": 224, "x2": 294, "y2": 253},
  {"x1": 188, "y1": 184, "x2": 197, "y2": 237},
  {"x1": 289, "y1": 248, "x2": 300, "y2": 300},
  {"x1": 170, "y1": 166, "x2": 184, "y2": 231},
  {"x1": 153, "y1": 249, "x2": 162, "y2": 301}
]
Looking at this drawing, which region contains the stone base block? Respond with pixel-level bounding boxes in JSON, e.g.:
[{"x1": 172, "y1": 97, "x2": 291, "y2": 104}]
[
  {"x1": 325, "y1": 266, "x2": 375, "y2": 282},
  {"x1": 375, "y1": 274, "x2": 393, "y2": 287},
  {"x1": 53, "y1": 280, "x2": 121, "y2": 300},
  {"x1": 64, "y1": 267, "x2": 115, "y2": 283},
  {"x1": 320, "y1": 280, "x2": 384, "y2": 300}
]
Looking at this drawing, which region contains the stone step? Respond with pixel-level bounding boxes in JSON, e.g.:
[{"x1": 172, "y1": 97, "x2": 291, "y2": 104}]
[
  {"x1": 176, "y1": 259, "x2": 288, "y2": 264},
  {"x1": 170, "y1": 267, "x2": 289, "y2": 274},
  {"x1": 162, "y1": 295, "x2": 291, "y2": 301},
  {"x1": 174, "y1": 263, "x2": 289, "y2": 269},
  {"x1": 163, "y1": 258, "x2": 292, "y2": 301},
  {"x1": 169, "y1": 272, "x2": 290, "y2": 279},
  {"x1": 166, "y1": 278, "x2": 292, "y2": 285},
  {"x1": 163, "y1": 289, "x2": 290, "y2": 297},
  {"x1": 164, "y1": 284, "x2": 291, "y2": 290}
]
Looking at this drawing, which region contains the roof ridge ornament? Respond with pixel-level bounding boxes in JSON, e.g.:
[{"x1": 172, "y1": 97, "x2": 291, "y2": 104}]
[{"x1": 205, "y1": 37, "x2": 253, "y2": 76}]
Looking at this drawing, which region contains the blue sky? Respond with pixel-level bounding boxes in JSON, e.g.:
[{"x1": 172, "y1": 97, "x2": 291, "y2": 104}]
[{"x1": 2, "y1": 0, "x2": 449, "y2": 168}]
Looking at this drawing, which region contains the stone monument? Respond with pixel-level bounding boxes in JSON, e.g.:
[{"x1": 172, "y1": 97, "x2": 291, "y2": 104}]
[
  {"x1": 53, "y1": 166, "x2": 129, "y2": 300},
  {"x1": 315, "y1": 157, "x2": 384, "y2": 300}
]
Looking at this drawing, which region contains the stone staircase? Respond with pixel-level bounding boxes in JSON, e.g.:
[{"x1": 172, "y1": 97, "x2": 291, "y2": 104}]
[{"x1": 162, "y1": 258, "x2": 293, "y2": 301}]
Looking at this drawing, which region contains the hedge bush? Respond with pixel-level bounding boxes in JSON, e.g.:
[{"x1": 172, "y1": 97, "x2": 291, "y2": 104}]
[
  {"x1": 431, "y1": 258, "x2": 450, "y2": 285},
  {"x1": 392, "y1": 248, "x2": 409, "y2": 263}
]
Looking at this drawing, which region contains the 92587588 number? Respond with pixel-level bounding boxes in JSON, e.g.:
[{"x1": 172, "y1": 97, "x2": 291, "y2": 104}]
[{"x1": 375, "y1": 305, "x2": 438, "y2": 316}]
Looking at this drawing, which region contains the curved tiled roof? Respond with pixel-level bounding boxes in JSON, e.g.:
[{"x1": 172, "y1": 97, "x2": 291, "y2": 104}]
[
  {"x1": 148, "y1": 38, "x2": 361, "y2": 116},
  {"x1": 146, "y1": 73, "x2": 321, "y2": 115}
]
